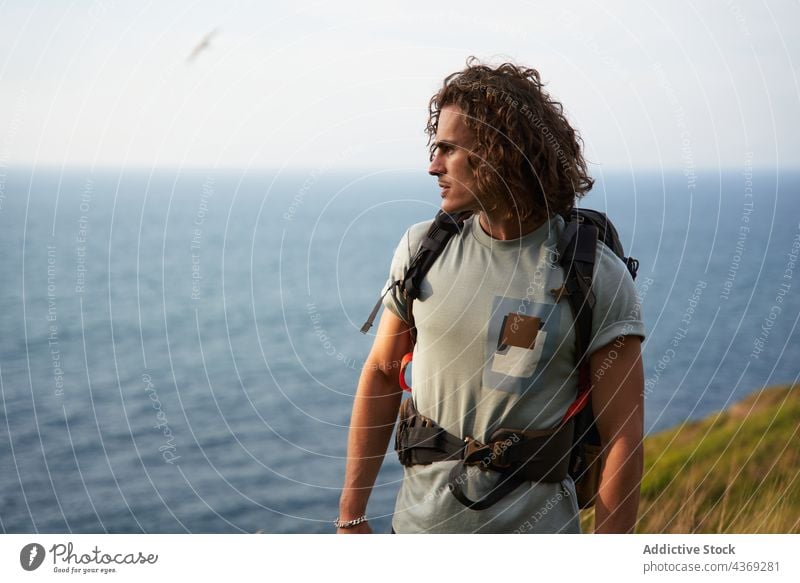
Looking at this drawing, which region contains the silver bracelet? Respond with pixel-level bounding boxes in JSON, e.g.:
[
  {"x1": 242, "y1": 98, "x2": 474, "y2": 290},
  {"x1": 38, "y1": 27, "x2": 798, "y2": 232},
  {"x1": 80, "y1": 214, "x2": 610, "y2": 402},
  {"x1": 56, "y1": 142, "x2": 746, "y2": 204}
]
[{"x1": 334, "y1": 514, "x2": 368, "y2": 529}]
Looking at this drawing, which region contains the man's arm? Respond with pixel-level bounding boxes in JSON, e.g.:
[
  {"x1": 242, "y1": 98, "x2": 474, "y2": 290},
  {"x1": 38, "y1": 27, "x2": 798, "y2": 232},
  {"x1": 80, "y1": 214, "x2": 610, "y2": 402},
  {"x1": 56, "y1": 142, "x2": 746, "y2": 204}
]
[
  {"x1": 590, "y1": 334, "x2": 645, "y2": 533},
  {"x1": 337, "y1": 308, "x2": 413, "y2": 533}
]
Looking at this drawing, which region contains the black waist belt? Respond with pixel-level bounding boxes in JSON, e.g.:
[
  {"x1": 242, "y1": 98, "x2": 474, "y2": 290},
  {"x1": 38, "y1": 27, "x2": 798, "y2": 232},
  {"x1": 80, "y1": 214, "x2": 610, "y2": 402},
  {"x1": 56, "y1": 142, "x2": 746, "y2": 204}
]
[{"x1": 394, "y1": 398, "x2": 574, "y2": 510}]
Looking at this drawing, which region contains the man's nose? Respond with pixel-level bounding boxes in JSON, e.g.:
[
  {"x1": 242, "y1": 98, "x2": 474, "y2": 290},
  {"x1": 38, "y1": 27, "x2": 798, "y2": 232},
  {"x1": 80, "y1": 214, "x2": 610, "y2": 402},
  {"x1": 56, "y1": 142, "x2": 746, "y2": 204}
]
[{"x1": 428, "y1": 152, "x2": 445, "y2": 176}]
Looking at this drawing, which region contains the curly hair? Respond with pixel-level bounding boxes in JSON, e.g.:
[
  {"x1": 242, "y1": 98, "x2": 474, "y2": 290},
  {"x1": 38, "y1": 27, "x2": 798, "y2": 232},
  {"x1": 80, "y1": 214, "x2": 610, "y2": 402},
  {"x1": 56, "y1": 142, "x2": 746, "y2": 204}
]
[{"x1": 426, "y1": 57, "x2": 593, "y2": 223}]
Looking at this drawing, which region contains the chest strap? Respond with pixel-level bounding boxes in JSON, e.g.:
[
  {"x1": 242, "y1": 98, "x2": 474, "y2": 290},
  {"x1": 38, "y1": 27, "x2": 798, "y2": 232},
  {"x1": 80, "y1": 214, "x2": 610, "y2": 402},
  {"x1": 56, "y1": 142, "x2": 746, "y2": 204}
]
[{"x1": 395, "y1": 398, "x2": 574, "y2": 510}]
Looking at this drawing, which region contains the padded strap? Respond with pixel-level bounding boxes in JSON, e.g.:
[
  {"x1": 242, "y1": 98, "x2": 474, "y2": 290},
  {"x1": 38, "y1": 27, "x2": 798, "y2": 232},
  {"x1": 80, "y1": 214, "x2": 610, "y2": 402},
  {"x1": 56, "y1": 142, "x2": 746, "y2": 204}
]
[
  {"x1": 402, "y1": 210, "x2": 471, "y2": 346},
  {"x1": 557, "y1": 219, "x2": 598, "y2": 364},
  {"x1": 396, "y1": 398, "x2": 574, "y2": 510},
  {"x1": 446, "y1": 419, "x2": 574, "y2": 510},
  {"x1": 401, "y1": 426, "x2": 464, "y2": 465},
  {"x1": 447, "y1": 462, "x2": 523, "y2": 510},
  {"x1": 403, "y1": 210, "x2": 471, "y2": 300},
  {"x1": 360, "y1": 210, "x2": 469, "y2": 336}
]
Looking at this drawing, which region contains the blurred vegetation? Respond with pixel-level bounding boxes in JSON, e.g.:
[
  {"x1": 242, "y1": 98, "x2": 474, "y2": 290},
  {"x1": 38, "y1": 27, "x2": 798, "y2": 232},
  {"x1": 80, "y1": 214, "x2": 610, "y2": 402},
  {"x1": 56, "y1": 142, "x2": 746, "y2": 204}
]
[{"x1": 581, "y1": 384, "x2": 800, "y2": 533}]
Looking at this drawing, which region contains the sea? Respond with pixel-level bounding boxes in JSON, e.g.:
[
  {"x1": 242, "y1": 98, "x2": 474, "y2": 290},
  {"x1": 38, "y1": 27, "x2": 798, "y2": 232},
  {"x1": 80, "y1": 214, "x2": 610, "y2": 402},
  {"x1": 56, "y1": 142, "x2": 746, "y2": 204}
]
[{"x1": 0, "y1": 166, "x2": 798, "y2": 533}]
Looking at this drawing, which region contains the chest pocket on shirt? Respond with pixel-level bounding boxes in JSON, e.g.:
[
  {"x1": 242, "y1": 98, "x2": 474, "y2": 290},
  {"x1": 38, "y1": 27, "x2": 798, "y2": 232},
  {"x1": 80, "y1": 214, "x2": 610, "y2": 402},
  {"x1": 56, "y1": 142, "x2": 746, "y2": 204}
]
[
  {"x1": 491, "y1": 313, "x2": 547, "y2": 377},
  {"x1": 483, "y1": 296, "x2": 564, "y2": 394}
]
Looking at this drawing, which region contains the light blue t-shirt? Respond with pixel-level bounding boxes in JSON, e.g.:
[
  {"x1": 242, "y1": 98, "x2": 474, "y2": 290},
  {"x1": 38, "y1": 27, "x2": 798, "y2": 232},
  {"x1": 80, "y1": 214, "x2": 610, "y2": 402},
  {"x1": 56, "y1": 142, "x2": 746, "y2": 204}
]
[{"x1": 382, "y1": 213, "x2": 645, "y2": 533}]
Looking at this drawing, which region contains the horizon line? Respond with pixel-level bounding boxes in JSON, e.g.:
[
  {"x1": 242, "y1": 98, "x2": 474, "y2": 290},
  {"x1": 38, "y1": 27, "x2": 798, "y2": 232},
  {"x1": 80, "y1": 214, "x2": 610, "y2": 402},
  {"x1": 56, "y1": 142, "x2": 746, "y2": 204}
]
[{"x1": 3, "y1": 163, "x2": 798, "y2": 175}]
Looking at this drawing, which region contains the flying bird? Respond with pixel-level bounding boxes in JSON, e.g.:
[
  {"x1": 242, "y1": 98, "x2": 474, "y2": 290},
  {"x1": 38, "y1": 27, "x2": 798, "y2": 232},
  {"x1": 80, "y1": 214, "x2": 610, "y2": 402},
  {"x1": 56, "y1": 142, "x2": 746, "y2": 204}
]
[{"x1": 186, "y1": 28, "x2": 219, "y2": 63}]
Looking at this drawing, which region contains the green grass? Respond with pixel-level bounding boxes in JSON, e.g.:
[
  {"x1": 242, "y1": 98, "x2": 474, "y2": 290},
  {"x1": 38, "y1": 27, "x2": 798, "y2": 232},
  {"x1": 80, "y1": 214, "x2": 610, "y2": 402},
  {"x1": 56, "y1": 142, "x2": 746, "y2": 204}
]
[{"x1": 581, "y1": 384, "x2": 800, "y2": 533}]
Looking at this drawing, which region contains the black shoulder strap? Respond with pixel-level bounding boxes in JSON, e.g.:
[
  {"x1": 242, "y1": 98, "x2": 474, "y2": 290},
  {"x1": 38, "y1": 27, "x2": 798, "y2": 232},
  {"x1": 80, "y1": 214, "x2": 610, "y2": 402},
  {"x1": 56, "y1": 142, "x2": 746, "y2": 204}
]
[
  {"x1": 557, "y1": 216, "x2": 597, "y2": 365},
  {"x1": 402, "y1": 210, "x2": 471, "y2": 300},
  {"x1": 557, "y1": 213, "x2": 604, "y2": 480},
  {"x1": 571, "y1": 208, "x2": 639, "y2": 281},
  {"x1": 360, "y1": 210, "x2": 472, "y2": 335}
]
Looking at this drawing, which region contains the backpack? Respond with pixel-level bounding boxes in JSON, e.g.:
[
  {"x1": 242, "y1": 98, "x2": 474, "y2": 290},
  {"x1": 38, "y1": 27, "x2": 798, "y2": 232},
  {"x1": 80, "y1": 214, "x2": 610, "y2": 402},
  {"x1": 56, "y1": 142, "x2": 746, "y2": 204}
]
[{"x1": 361, "y1": 208, "x2": 639, "y2": 508}]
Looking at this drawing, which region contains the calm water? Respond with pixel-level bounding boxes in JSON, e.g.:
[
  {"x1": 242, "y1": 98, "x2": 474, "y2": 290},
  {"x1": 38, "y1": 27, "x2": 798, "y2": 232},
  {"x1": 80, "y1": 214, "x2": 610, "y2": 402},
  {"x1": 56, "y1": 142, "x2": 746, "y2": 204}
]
[{"x1": 0, "y1": 166, "x2": 798, "y2": 533}]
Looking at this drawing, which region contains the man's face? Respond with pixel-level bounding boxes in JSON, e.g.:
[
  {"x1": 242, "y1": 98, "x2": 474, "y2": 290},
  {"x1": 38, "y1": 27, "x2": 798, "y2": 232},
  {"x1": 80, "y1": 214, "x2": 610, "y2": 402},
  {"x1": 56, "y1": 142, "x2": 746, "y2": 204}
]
[{"x1": 428, "y1": 105, "x2": 482, "y2": 215}]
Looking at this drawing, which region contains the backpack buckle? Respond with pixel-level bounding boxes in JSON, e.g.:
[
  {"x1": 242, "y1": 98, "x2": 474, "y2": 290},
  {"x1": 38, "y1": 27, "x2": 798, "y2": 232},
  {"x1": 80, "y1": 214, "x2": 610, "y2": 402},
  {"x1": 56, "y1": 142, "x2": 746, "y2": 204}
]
[
  {"x1": 463, "y1": 436, "x2": 513, "y2": 470},
  {"x1": 463, "y1": 437, "x2": 492, "y2": 469}
]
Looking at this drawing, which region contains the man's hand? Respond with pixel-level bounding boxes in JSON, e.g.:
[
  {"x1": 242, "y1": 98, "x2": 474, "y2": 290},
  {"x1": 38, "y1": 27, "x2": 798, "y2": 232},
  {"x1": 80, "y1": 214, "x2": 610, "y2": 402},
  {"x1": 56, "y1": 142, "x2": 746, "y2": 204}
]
[{"x1": 590, "y1": 334, "x2": 644, "y2": 533}]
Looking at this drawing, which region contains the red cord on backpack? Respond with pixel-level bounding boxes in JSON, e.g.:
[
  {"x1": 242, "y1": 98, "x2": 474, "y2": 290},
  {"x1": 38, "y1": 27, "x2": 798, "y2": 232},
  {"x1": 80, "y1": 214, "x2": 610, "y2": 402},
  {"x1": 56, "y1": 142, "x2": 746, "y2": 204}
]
[
  {"x1": 561, "y1": 385, "x2": 590, "y2": 424},
  {"x1": 399, "y1": 352, "x2": 413, "y2": 392},
  {"x1": 561, "y1": 363, "x2": 592, "y2": 425}
]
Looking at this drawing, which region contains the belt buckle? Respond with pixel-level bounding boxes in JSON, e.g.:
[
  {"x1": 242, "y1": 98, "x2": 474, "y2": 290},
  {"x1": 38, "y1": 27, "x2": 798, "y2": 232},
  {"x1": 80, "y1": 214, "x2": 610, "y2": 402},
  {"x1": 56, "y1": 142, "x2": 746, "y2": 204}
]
[
  {"x1": 463, "y1": 436, "x2": 492, "y2": 469},
  {"x1": 463, "y1": 436, "x2": 515, "y2": 471}
]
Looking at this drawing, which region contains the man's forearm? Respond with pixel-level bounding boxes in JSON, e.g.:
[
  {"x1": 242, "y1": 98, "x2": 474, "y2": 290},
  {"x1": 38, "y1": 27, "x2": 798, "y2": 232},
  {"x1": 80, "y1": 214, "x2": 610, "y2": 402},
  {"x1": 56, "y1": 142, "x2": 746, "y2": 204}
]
[
  {"x1": 594, "y1": 436, "x2": 643, "y2": 533},
  {"x1": 338, "y1": 367, "x2": 403, "y2": 519}
]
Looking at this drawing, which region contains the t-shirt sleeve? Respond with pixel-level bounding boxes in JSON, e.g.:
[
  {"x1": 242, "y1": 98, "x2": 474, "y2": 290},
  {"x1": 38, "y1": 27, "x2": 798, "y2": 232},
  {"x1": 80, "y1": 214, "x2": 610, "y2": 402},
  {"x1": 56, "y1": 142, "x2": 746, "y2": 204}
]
[{"x1": 588, "y1": 241, "x2": 646, "y2": 355}]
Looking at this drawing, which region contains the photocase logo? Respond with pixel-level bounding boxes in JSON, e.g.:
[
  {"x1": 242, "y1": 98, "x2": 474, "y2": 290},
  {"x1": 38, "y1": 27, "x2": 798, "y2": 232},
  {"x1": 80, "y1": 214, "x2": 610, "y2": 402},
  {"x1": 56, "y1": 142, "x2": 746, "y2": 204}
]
[{"x1": 20, "y1": 543, "x2": 46, "y2": 571}]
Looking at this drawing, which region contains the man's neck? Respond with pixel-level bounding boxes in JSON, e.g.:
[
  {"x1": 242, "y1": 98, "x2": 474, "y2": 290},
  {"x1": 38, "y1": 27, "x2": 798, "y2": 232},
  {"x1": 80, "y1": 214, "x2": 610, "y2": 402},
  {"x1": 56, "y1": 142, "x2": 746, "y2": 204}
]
[{"x1": 477, "y1": 211, "x2": 547, "y2": 241}]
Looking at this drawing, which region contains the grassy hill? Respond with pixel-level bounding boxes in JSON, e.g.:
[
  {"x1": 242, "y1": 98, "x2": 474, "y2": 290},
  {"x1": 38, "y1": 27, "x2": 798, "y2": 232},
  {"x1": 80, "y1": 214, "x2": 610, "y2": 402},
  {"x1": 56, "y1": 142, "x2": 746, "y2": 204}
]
[{"x1": 581, "y1": 384, "x2": 800, "y2": 533}]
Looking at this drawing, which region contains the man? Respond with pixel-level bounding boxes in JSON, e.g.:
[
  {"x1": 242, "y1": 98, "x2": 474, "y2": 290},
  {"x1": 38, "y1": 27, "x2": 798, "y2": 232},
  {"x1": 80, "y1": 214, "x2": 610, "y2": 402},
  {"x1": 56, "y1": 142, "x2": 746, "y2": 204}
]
[{"x1": 337, "y1": 58, "x2": 645, "y2": 534}]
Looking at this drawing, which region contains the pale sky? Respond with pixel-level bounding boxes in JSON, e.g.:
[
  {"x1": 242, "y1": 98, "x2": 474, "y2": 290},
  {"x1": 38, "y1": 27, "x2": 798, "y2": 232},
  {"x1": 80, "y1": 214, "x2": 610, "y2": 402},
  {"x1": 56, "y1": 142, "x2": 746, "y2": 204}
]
[{"x1": 1, "y1": 0, "x2": 798, "y2": 171}]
